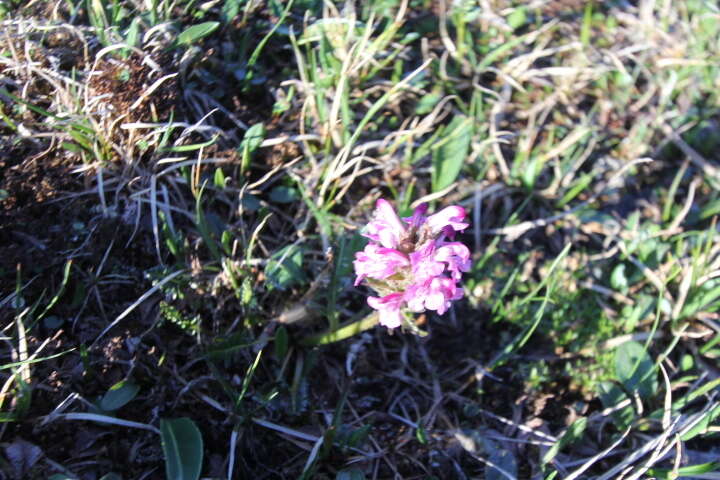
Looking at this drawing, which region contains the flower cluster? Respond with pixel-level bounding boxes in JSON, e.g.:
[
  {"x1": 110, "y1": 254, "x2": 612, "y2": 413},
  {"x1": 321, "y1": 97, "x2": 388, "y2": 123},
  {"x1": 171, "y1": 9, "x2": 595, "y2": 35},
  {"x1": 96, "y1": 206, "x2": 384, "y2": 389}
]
[{"x1": 353, "y1": 199, "x2": 471, "y2": 329}]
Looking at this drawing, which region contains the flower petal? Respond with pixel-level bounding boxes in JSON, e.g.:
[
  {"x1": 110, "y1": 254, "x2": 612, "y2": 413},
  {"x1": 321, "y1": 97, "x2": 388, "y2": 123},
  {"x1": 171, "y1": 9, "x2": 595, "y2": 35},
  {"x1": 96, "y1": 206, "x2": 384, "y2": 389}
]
[
  {"x1": 378, "y1": 308, "x2": 403, "y2": 329},
  {"x1": 403, "y1": 202, "x2": 428, "y2": 229},
  {"x1": 353, "y1": 245, "x2": 409, "y2": 285},
  {"x1": 367, "y1": 292, "x2": 405, "y2": 329},
  {"x1": 409, "y1": 241, "x2": 445, "y2": 282},
  {"x1": 435, "y1": 242, "x2": 471, "y2": 280},
  {"x1": 363, "y1": 199, "x2": 407, "y2": 248},
  {"x1": 426, "y1": 206, "x2": 469, "y2": 234}
]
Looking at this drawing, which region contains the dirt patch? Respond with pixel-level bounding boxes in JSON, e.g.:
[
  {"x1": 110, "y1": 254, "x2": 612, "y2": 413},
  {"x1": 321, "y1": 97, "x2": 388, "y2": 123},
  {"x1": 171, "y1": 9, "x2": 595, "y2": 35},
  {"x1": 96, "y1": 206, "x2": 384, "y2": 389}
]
[{"x1": 89, "y1": 53, "x2": 179, "y2": 124}]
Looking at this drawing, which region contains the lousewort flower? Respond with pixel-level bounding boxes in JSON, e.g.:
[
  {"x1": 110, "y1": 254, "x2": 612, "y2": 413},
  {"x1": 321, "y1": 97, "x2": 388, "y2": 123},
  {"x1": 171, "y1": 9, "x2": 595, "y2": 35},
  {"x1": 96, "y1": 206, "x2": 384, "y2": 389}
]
[{"x1": 353, "y1": 199, "x2": 471, "y2": 329}]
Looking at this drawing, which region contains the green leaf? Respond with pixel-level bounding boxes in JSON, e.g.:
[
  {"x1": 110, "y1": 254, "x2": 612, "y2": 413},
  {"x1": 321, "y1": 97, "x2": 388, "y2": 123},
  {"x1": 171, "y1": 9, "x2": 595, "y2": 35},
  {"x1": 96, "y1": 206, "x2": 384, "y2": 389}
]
[
  {"x1": 700, "y1": 198, "x2": 720, "y2": 220},
  {"x1": 521, "y1": 154, "x2": 546, "y2": 189},
  {"x1": 269, "y1": 186, "x2": 300, "y2": 203},
  {"x1": 300, "y1": 18, "x2": 357, "y2": 44},
  {"x1": 88, "y1": 0, "x2": 109, "y2": 29},
  {"x1": 213, "y1": 168, "x2": 226, "y2": 188},
  {"x1": 175, "y1": 22, "x2": 219, "y2": 46},
  {"x1": 240, "y1": 124, "x2": 266, "y2": 154},
  {"x1": 220, "y1": 0, "x2": 241, "y2": 24},
  {"x1": 0, "y1": 88, "x2": 58, "y2": 119},
  {"x1": 680, "y1": 404, "x2": 720, "y2": 441},
  {"x1": 221, "y1": 230, "x2": 232, "y2": 255},
  {"x1": 542, "y1": 417, "x2": 587, "y2": 464},
  {"x1": 274, "y1": 326, "x2": 289, "y2": 360},
  {"x1": 680, "y1": 353, "x2": 694, "y2": 371},
  {"x1": 580, "y1": 2, "x2": 593, "y2": 45},
  {"x1": 598, "y1": 381, "x2": 634, "y2": 428},
  {"x1": 432, "y1": 116, "x2": 472, "y2": 192},
  {"x1": 483, "y1": 437, "x2": 518, "y2": 480},
  {"x1": 100, "y1": 380, "x2": 140, "y2": 411},
  {"x1": 415, "y1": 92, "x2": 441, "y2": 115},
  {"x1": 240, "y1": 194, "x2": 261, "y2": 212},
  {"x1": 557, "y1": 172, "x2": 592, "y2": 207},
  {"x1": 39, "y1": 259, "x2": 73, "y2": 321},
  {"x1": 43, "y1": 315, "x2": 64, "y2": 329},
  {"x1": 241, "y1": 277, "x2": 253, "y2": 305},
  {"x1": 615, "y1": 341, "x2": 658, "y2": 400},
  {"x1": 647, "y1": 461, "x2": 720, "y2": 479},
  {"x1": 415, "y1": 424, "x2": 428, "y2": 444},
  {"x1": 239, "y1": 123, "x2": 266, "y2": 172},
  {"x1": 265, "y1": 245, "x2": 306, "y2": 290},
  {"x1": 347, "y1": 424, "x2": 371, "y2": 448},
  {"x1": 242, "y1": 0, "x2": 295, "y2": 89},
  {"x1": 335, "y1": 468, "x2": 366, "y2": 480},
  {"x1": 327, "y1": 233, "x2": 367, "y2": 331},
  {"x1": 195, "y1": 183, "x2": 222, "y2": 261},
  {"x1": 125, "y1": 17, "x2": 141, "y2": 48},
  {"x1": 619, "y1": 295, "x2": 653, "y2": 333},
  {"x1": 206, "y1": 331, "x2": 259, "y2": 361},
  {"x1": 700, "y1": 334, "x2": 720, "y2": 355},
  {"x1": 507, "y1": 7, "x2": 527, "y2": 29},
  {"x1": 681, "y1": 282, "x2": 720, "y2": 319},
  {"x1": 161, "y1": 135, "x2": 218, "y2": 152},
  {"x1": 14, "y1": 377, "x2": 32, "y2": 418},
  {"x1": 610, "y1": 263, "x2": 629, "y2": 294},
  {"x1": 160, "y1": 418, "x2": 204, "y2": 480}
]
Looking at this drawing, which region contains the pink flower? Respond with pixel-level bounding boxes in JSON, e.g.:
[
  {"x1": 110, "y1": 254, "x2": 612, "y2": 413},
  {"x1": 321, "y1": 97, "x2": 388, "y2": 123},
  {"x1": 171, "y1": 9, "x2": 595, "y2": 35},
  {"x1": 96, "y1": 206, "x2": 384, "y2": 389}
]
[
  {"x1": 435, "y1": 242, "x2": 471, "y2": 280},
  {"x1": 403, "y1": 203, "x2": 428, "y2": 229},
  {"x1": 409, "y1": 241, "x2": 445, "y2": 282},
  {"x1": 404, "y1": 277, "x2": 462, "y2": 315},
  {"x1": 353, "y1": 244, "x2": 409, "y2": 286},
  {"x1": 426, "y1": 206, "x2": 469, "y2": 234},
  {"x1": 367, "y1": 293, "x2": 405, "y2": 329},
  {"x1": 354, "y1": 199, "x2": 471, "y2": 331},
  {"x1": 363, "y1": 199, "x2": 406, "y2": 248}
]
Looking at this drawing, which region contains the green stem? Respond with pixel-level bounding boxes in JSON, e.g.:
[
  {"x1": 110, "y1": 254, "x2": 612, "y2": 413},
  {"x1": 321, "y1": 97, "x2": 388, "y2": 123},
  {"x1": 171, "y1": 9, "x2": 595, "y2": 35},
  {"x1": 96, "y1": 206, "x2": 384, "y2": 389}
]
[{"x1": 300, "y1": 312, "x2": 379, "y2": 346}]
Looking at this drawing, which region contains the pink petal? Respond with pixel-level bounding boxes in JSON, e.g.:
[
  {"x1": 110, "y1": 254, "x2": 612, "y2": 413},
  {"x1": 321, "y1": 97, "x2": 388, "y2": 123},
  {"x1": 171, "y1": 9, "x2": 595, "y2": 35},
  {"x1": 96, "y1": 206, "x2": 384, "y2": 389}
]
[
  {"x1": 363, "y1": 199, "x2": 407, "y2": 248},
  {"x1": 428, "y1": 277, "x2": 454, "y2": 314},
  {"x1": 378, "y1": 308, "x2": 403, "y2": 329},
  {"x1": 403, "y1": 203, "x2": 428, "y2": 229},
  {"x1": 403, "y1": 284, "x2": 426, "y2": 312},
  {"x1": 375, "y1": 198, "x2": 406, "y2": 234},
  {"x1": 436, "y1": 242, "x2": 470, "y2": 261},
  {"x1": 367, "y1": 292, "x2": 405, "y2": 329},
  {"x1": 426, "y1": 205, "x2": 469, "y2": 234},
  {"x1": 424, "y1": 290, "x2": 447, "y2": 313},
  {"x1": 403, "y1": 277, "x2": 461, "y2": 315},
  {"x1": 409, "y1": 241, "x2": 445, "y2": 282},
  {"x1": 353, "y1": 245, "x2": 409, "y2": 285},
  {"x1": 435, "y1": 242, "x2": 471, "y2": 280}
]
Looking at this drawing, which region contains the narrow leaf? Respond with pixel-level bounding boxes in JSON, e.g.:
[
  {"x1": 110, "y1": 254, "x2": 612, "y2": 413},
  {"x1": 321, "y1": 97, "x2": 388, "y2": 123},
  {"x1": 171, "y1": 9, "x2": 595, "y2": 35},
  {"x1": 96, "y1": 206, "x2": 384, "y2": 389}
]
[
  {"x1": 160, "y1": 418, "x2": 203, "y2": 480},
  {"x1": 100, "y1": 380, "x2": 140, "y2": 412},
  {"x1": 542, "y1": 417, "x2": 587, "y2": 464},
  {"x1": 176, "y1": 22, "x2": 219, "y2": 46},
  {"x1": 432, "y1": 116, "x2": 472, "y2": 192},
  {"x1": 265, "y1": 245, "x2": 306, "y2": 290},
  {"x1": 615, "y1": 340, "x2": 658, "y2": 400}
]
